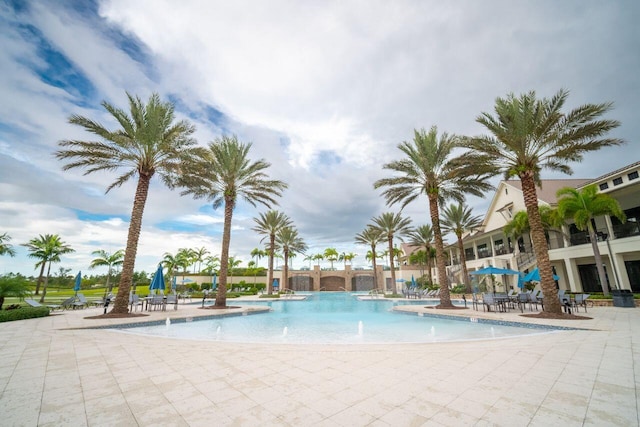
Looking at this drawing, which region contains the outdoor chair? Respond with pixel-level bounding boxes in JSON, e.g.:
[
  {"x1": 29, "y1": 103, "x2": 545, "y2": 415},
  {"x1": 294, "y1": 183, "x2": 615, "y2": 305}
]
[
  {"x1": 573, "y1": 293, "x2": 591, "y2": 313},
  {"x1": 166, "y1": 294, "x2": 178, "y2": 310},
  {"x1": 516, "y1": 293, "x2": 529, "y2": 312},
  {"x1": 150, "y1": 294, "x2": 165, "y2": 311},
  {"x1": 482, "y1": 293, "x2": 504, "y2": 312},
  {"x1": 471, "y1": 293, "x2": 481, "y2": 310},
  {"x1": 75, "y1": 293, "x2": 90, "y2": 309},
  {"x1": 129, "y1": 294, "x2": 144, "y2": 312},
  {"x1": 528, "y1": 292, "x2": 543, "y2": 311},
  {"x1": 24, "y1": 298, "x2": 61, "y2": 311},
  {"x1": 61, "y1": 296, "x2": 84, "y2": 310}
]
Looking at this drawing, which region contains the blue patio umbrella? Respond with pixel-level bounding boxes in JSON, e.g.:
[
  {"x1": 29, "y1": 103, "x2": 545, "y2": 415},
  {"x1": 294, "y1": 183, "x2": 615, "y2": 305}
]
[
  {"x1": 171, "y1": 276, "x2": 177, "y2": 292},
  {"x1": 272, "y1": 278, "x2": 279, "y2": 291},
  {"x1": 212, "y1": 273, "x2": 217, "y2": 290},
  {"x1": 149, "y1": 264, "x2": 165, "y2": 294},
  {"x1": 411, "y1": 275, "x2": 416, "y2": 288},
  {"x1": 523, "y1": 267, "x2": 559, "y2": 282},
  {"x1": 517, "y1": 272, "x2": 526, "y2": 289},
  {"x1": 74, "y1": 271, "x2": 82, "y2": 296},
  {"x1": 470, "y1": 266, "x2": 520, "y2": 293}
]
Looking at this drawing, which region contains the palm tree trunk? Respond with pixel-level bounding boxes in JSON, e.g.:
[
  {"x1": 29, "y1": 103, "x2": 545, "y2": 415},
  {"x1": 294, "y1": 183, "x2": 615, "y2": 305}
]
[
  {"x1": 283, "y1": 250, "x2": 289, "y2": 291},
  {"x1": 267, "y1": 237, "x2": 275, "y2": 295},
  {"x1": 520, "y1": 171, "x2": 562, "y2": 313},
  {"x1": 371, "y1": 245, "x2": 378, "y2": 291},
  {"x1": 427, "y1": 246, "x2": 433, "y2": 284},
  {"x1": 39, "y1": 261, "x2": 52, "y2": 303},
  {"x1": 457, "y1": 236, "x2": 471, "y2": 293},
  {"x1": 388, "y1": 238, "x2": 396, "y2": 294},
  {"x1": 215, "y1": 198, "x2": 234, "y2": 307},
  {"x1": 587, "y1": 222, "x2": 610, "y2": 296},
  {"x1": 35, "y1": 263, "x2": 46, "y2": 295},
  {"x1": 429, "y1": 194, "x2": 453, "y2": 308},
  {"x1": 111, "y1": 174, "x2": 151, "y2": 314}
]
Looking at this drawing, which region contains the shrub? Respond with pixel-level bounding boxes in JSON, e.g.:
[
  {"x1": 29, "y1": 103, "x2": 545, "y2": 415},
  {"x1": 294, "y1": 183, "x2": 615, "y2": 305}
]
[
  {"x1": 450, "y1": 284, "x2": 467, "y2": 294},
  {"x1": 0, "y1": 307, "x2": 49, "y2": 323}
]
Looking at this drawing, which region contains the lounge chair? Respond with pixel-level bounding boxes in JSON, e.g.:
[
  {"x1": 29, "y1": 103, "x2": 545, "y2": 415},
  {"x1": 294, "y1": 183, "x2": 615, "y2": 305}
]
[
  {"x1": 24, "y1": 298, "x2": 61, "y2": 311},
  {"x1": 75, "y1": 293, "x2": 91, "y2": 308},
  {"x1": 61, "y1": 297, "x2": 84, "y2": 310}
]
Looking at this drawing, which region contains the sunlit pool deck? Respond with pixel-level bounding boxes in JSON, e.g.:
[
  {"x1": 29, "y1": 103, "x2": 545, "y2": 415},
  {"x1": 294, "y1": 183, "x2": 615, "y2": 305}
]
[{"x1": 1, "y1": 297, "x2": 638, "y2": 426}]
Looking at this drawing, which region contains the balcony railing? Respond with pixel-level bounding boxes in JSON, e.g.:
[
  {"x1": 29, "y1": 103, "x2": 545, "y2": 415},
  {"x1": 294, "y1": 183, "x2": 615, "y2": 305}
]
[
  {"x1": 477, "y1": 250, "x2": 491, "y2": 259},
  {"x1": 613, "y1": 221, "x2": 640, "y2": 239},
  {"x1": 569, "y1": 229, "x2": 608, "y2": 246}
]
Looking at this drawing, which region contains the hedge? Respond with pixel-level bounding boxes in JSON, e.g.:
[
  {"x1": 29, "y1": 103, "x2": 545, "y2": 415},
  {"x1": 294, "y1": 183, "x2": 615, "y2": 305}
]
[{"x1": 0, "y1": 307, "x2": 50, "y2": 323}]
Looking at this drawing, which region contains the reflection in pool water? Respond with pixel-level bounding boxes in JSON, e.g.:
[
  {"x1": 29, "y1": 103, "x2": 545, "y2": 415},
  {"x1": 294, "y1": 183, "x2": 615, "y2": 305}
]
[{"x1": 118, "y1": 292, "x2": 562, "y2": 344}]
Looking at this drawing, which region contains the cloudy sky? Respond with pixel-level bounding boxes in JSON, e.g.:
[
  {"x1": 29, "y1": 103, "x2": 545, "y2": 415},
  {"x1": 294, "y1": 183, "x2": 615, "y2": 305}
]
[{"x1": 1, "y1": 0, "x2": 638, "y2": 278}]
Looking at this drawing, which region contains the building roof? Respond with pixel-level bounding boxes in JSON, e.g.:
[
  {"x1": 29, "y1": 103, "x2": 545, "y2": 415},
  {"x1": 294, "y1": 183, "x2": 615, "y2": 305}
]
[
  {"x1": 503, "y1": 179, "x2": 590, "y2": 205},
  {"x1": 579, "y1": 160, "x2": 640, "y2": 187}
]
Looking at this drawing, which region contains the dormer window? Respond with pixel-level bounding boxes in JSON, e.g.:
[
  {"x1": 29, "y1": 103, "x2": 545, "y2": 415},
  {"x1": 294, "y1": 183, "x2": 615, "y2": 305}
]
[{"x1": 613, "y1": 177, "x2": 623, "y2": 186}]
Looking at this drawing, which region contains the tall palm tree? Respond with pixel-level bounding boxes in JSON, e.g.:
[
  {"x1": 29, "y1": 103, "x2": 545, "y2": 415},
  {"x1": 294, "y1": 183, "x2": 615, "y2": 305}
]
[
  {"x1": 440, "y1": 203, "x2": 483, "y2": 293},
  {"x1": 175, "y1": 248, "x2": 195, "y2": 274},
  {"x1": 203, "y1": 255, "x2": 220, "y2": 275},
  {"x1": 89, "y1": 249, "x2": 124, "y2": 294},
  {"x1": 323, "y1": 248, "x2": 339, "y2": 270},
  {"x1": 406, "y1": 224, "x2": 435, "y2": 284},
  {"x1": 355, "y1": 226, "x2": 385, "y2": 291},
  {"x1": 253, "y1": 210, "x2": 292, "y2": 295},
  {"x1": 178, "y1": 136, "x2": 287, "y2": 307},
  {"x1": 56, "y1": 92, "x2": 198, "y2": 314},
  {"x1": 0, "y1": 233, "x2": 16, "y2": 257},
  {"x1": 22, "y1": 234, "x2": 75, "y2": 302},
  {"x1": 369, "y1": 212, "x2": 413, "y2": 294},
  {"x1": 556, "y1": 185, "x2": 625, "y2": 295},
  {"x1": 462, "y1": 90, "x2": 622, "y2": 313},
  {"x1": 374, "y1": 127, "x2": 494, "y2": 307},
  {"x1": 276, "y1": 226, "x2": 307, "y2": 291}
]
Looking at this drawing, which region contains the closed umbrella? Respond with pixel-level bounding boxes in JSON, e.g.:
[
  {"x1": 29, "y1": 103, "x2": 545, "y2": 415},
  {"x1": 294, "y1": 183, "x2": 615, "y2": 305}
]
[
  {"x1": 149, "y1": 264, "x2": 165, "y2": 295},
  {"x1": 523, "y1": 267, "x2": 559, "y2": 282},
  {"x1": 212, "y1": 273, "x2": 217, "y2": 290},
  {"x1": 411, "y1": 275, "x2": 416, "y2": 288},
  {"x1": 171, "y1": 276, "x2": 177, "y2": 292},
  {"x1": 74, "y1": 271, "x2": 82, "y2": 296}
]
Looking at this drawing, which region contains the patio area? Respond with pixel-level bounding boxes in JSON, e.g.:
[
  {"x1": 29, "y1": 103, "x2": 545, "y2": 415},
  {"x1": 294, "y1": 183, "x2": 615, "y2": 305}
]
[{"x1": 1, "y1": 299, "x2": 638, "y2": 426}]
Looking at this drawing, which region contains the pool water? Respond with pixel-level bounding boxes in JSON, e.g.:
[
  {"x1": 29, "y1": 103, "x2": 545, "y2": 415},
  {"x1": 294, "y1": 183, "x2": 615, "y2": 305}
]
[{"x1": 118, "y1": 292, "x2": 559, "y2": 344}]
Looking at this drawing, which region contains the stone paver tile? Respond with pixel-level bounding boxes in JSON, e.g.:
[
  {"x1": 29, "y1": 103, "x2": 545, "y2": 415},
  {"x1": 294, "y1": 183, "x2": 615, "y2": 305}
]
[
  {"x1": 326, "y1": 405, "x2": 378, "y2": 426},
  {"x1": 377, "y1": 406, "x2": 430, "y2": 426},
  {"x1": 228, "y1": 404, "x2": 287, "y2": 426},
  {"x1": 529, "y1": 405, "x2": 585, "y2": 427}
]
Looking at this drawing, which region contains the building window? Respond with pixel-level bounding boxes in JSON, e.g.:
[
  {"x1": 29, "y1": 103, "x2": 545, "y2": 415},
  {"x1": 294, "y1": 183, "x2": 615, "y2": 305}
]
[
  {"x1": 628, "y1": 171, "x2": 639, "y2": 180},
  {"x1": 613, "y1": 177, "x2": 623, "y2": 186},
  {"x1": 599, "y1": 183, "x2": 609, "y2": 190}
]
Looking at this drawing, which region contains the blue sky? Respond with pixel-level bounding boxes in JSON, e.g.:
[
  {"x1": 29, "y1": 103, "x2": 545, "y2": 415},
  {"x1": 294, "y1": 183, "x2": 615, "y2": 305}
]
[{"x1": 1, "y1": 0, "x2": 639, "y2": 278}]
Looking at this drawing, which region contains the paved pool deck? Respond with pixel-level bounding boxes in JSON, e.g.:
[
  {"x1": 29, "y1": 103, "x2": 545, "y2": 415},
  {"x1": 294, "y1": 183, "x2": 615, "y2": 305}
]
[{"x1": 1, "y1": 297, "x2": 638, "y2": 426}]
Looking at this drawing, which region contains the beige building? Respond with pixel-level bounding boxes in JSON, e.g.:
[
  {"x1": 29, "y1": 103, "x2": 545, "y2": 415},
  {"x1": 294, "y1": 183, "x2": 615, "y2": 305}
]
[{"x1": 431, "y1": 161, "x2": 640, "y2": 293}]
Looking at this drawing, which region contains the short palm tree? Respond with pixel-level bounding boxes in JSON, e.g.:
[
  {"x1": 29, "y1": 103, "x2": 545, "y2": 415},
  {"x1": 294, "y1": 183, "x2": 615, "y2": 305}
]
[
  {"x1": 462, "y1": 90, "x2": 622, "y2": 313},
  {"x1": 355, "y1": 226, "x2": 385, "y2": 290},
  {"x1": 22, "y1": 234, "x2": 75, "y2": 302},
  {"x1": 162, "y1": 252, "x2": 180, "y2": 286},
  {"x1": 56, "y1": 92, "x2": 198, "y2": 314},
  {"x1": 276, "y1": 226, "x2": 307, "y2": 290},
  {"x1": 0, "y1": 274, "x2": 30, "y2": 310},
  {"x1": 0, "y1": 233, "x2": 16, "y2": 257},
  {"x1": 312, "y1": 253, "x2": 324, "y2": 267},
  {"x1": 193, "y1": 247, "x2": 210, "y2": 273},
  {"x1": 374, "y1": 127, "x2": 494, "y2": 307},
  {"x1": 369, "y1": 212, "x2": 413, "y2": 294},
  {"x1": 89, "y1": 249, "x2": 124, "y2": 294},
  {"x1": 253, "y1": 210, "x2": 292, "y2": 295},
  {"x1": 323, "y1": 248, "x2": 339, "y2": 270},
  {"x1": 251, "y1": 247, "x2": 267, "y2": 268},
  {"x1": 556, "y1": 185, "x2": 625, "y2": 295},
  {"x1": 440, "y1": 203, "x2": 482, "y2": 293},
  {"x1": 406, "y1": 224, "x2": 435, "y2": 285},
  {"x1": 178, "y1": 136, "x2": 287, "y2": 307}
]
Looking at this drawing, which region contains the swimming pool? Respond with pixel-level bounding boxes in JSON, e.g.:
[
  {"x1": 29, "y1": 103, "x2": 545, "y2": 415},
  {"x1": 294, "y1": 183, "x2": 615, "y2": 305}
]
[{"x1": 117, "y1": 292, "x2": 566, "y2": 344}]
